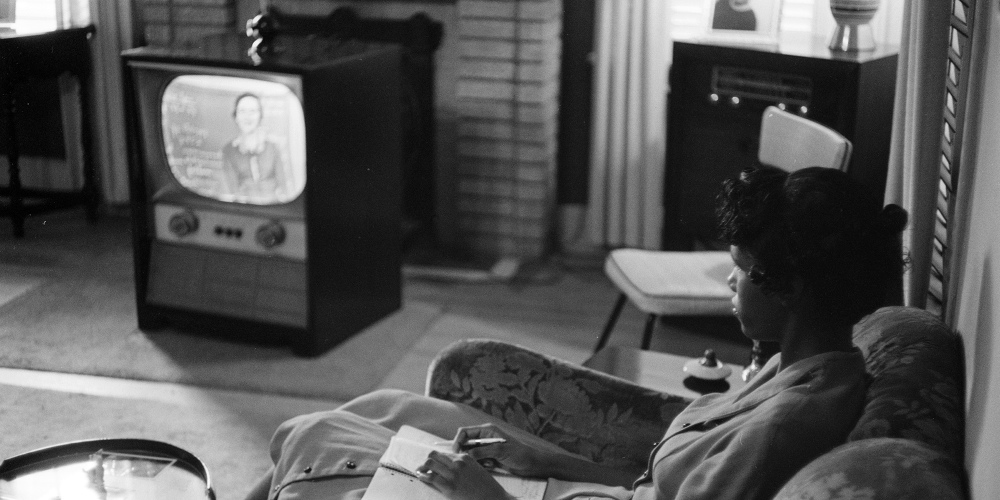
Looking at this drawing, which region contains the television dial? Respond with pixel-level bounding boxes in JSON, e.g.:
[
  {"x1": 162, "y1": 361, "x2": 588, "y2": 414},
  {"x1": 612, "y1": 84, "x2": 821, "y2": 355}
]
[
  {"x1": 256, "y1": 221, "x2": 286, "y2": 249},
  {"x1": 168, "y1": 210, "x2": 199, "y2": 237}
]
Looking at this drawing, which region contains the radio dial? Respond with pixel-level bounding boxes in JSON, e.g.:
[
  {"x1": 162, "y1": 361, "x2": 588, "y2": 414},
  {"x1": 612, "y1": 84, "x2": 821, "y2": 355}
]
[
  {"x1": 256, "y1": 221, "x2": 286, "y2": 249},
  {"x1": 168, "y1": 210, "x2": 199, "y2": 237}
]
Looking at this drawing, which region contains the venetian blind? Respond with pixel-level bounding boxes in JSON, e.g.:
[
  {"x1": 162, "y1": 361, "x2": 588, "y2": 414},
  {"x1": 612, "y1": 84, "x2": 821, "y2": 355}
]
[{"x1": 928, "y1": 0, "x2": 977, "y2": 316}]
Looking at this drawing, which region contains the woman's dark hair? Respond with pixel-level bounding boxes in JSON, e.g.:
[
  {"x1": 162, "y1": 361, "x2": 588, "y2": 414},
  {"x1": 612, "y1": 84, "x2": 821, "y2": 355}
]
[
  {"x1": 716, "y1": 164, "x2": 909, "y2": 326},
  {"x1": 232, "y1": 93, "x2": 262, "y2": 118}
]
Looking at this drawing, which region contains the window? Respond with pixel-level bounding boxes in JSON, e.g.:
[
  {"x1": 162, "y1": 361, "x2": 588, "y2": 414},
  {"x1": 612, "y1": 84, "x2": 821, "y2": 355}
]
[
  {"x1": 929, "y1": 0, "x2": 977, "y2": 316},
  {"x1": 669, "y1": 0, "x2": 816, "y2": 40},
  {"x1": 3, "y1": 0, "x2": 89, "y2": 34},
  {"x1": 668, "y1": 0, "x2": 902, "y2": 46},
  {"x1": 5, "y1": 0, "x2": 56, "y2": 33}
]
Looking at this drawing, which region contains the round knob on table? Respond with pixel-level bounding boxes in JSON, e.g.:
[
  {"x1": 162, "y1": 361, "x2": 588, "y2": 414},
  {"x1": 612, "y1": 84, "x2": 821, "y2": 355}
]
[
  {"x1": 699, "y1": 349, "x2": 720, "y2": 367},
  {"x1": 683, "y1": 349, "x2": 733, "y2": 380},
  {"x1": 256, "y1": 221, "x2": 286, "y2": 249},
  {"x1": 168, "y1": 210, "x2": 199, "y2": 237}
]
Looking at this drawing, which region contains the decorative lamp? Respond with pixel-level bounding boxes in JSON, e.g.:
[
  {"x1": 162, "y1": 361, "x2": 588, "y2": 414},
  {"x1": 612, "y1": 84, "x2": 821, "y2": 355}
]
[{"x1": 828, "y1": 0, "x2": 881, "y2": 52}]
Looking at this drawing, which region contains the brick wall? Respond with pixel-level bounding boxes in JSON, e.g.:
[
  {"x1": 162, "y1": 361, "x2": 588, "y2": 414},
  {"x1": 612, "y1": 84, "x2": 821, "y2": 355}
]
[
  {"x1": 454, "y1": 0, "x2": 561, "y2": 259},
  {"x1": 135, "y1": 0, "x2": 237, "y2": 46}
]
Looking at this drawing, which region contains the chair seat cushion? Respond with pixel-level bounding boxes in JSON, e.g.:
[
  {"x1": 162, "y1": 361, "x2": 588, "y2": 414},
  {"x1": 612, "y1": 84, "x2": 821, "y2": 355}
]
[{"x1": 605, "y1": 249, "x2": 734, "y2": 316}]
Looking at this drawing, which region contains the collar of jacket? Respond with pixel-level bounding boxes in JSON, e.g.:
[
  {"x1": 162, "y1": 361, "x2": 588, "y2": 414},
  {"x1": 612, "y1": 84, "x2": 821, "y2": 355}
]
[{"x1": 630, "y1": 348, "x2": 865, "y2": 488}]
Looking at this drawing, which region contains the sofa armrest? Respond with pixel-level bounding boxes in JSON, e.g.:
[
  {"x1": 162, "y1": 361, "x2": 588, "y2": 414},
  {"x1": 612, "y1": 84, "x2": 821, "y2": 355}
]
[
  {"x1": 774, "y1": 438, "x2": 967, "y2": 500},
  {"x1": 849, "y1": 306, "x2": 965, "y2": 459},
  {"x1": 425, "y1": 339, "x2": 691, "y2": 471}
]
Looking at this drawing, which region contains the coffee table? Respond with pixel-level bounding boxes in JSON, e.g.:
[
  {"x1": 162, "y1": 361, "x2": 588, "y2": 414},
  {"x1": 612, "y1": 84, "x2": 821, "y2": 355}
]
[
  {"x1": 584, "y1": 345, "x2": 747, "y2": 399},
  {"x1": 0, "y1": 438, "x2": 215, "y2": 499}
]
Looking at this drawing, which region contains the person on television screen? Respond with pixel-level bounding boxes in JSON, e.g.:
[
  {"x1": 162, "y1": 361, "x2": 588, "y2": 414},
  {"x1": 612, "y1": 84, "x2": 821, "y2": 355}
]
[
  {"x1": 241, "y1": 164, "x2": 910, "y2": 500},
  {"x1": 712, "y1": 0, "x2": 757, "y2": 31},
  {"x1": 221, "y1": 93, "x2": 290, "y2": 200}
]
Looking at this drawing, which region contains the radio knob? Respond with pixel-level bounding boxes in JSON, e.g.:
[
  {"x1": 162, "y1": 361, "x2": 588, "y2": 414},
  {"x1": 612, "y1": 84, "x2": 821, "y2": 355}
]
[
  {"x1": 256, "y1": 221, "x2": 286, "y2": 249},
  {"x1": 168, "y1": 210, "x2": 199, "y2": 237}
]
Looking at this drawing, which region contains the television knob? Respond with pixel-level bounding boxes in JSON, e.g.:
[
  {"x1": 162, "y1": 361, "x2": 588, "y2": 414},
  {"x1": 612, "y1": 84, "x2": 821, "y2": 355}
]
[
  {"x1": 168, "y1": 210, "x2": 199, "y2": 237},
  {"x1": 256, "y1": 221, "x2": 286, "y2": 249}
]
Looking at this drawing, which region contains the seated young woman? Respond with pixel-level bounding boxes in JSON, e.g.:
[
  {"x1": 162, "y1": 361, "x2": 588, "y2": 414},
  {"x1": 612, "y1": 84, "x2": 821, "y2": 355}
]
[{"x1": 244, "y1": 164, "x2": 908, "y2": 500}]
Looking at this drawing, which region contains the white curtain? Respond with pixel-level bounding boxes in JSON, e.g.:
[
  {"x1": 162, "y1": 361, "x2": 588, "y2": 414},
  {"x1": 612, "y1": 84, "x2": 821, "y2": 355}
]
[
  {"x1": 83, "y1": 0, "x2": 132, "y2": 204},
  {"x1": 586, "y1": 0, "x2": 671, "y2": 249},
  {"x1": 883, "y1": 2, "x2": 951, "y2": 308}
]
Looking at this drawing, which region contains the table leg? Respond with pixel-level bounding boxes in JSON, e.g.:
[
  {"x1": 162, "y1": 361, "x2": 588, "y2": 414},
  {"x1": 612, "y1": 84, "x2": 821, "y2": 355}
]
[
  {"x1": 2, "y1": 80, "x2": 25, "y2": 237},
  {"x1": 77, "y1": 71, "x2": 99, "y2": 222}
]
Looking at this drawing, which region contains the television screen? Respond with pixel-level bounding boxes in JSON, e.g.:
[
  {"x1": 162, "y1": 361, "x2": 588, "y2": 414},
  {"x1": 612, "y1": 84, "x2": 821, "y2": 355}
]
[{"x1": 160, "y1": 75, "x2": 306, "y2": 205}]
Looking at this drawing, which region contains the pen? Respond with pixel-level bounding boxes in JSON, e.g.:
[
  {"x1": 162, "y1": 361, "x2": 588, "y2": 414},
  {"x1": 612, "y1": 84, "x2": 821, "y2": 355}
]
[
  {"x1": 435, "y1": 438, "x2": 508, "y2": 448},
  {"x1": 462, "y1": 437, "x2": 507, "y2": 448}
]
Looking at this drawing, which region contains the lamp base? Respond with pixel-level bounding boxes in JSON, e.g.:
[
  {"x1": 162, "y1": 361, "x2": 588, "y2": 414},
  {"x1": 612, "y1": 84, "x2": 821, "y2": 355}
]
[{"x1": 828, "y1": 22, "x2": 876, "y2": 52}]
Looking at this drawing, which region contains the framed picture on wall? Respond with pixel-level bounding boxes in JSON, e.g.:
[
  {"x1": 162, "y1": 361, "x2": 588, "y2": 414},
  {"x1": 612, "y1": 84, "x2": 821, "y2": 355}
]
[{"x1": 702, "y1": 0, "x2": 783, "y2": 46}]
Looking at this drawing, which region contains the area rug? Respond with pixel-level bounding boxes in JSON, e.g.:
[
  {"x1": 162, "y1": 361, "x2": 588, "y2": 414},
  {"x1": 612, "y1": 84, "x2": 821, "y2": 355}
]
[
  {"x1": 0, "y1": 215, "x2": 444, "y2": 400},
  {"x1": 0, "y1": 266, "x2": 46, "y2": 309},
  {"x1": 0, "y1": 271, "x2": 442, "y2": 400}
]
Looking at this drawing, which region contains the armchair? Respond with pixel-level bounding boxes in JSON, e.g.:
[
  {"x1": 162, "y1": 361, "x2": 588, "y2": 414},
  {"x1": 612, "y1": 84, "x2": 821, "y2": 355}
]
[{"x1": 426, "y1": 306, "x2": 967, "y2": 498}]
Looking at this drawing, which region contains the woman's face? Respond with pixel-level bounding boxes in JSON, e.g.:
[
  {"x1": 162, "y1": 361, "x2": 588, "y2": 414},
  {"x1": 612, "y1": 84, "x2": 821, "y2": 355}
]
[
  {"x1": 728, "y1": 245, "x2": 788, "y2": 342},
  {"x1": 234, "y1": 96, "x2": 262, "y2": 134}
]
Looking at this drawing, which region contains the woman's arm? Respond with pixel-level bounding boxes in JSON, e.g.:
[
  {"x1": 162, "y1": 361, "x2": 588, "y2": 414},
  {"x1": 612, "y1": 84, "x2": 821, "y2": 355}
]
[
  {"x1": 454, "y1": 424, "x2": 640, "y2": 488},
  {"x1": 531, "y1": 451, "x2": 639, "y2": 488}
]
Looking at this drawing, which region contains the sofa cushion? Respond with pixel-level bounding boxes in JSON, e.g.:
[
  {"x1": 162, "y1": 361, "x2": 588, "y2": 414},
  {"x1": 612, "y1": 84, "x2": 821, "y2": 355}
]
[
  {"x1": 849, "y1": 306, "x2": 965, "y2": 459},
  {"x1": 773, "y1": 438, "x2": 966, "y2": 500}
]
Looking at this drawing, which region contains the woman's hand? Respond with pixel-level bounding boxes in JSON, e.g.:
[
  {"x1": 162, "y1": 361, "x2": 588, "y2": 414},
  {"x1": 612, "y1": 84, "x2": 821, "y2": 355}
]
[
  {"x1": 416, "y1": 450, "x2": 512, "y2": 500},
  {"x1": 451, "y1": 424, "x2": 550, "y2": 477}
]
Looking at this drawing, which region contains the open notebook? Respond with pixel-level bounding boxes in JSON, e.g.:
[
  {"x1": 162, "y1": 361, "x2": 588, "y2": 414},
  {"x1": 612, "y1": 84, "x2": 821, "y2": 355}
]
[{"x1": 362, "y1": 425, "x2": 547, "y2": 500}]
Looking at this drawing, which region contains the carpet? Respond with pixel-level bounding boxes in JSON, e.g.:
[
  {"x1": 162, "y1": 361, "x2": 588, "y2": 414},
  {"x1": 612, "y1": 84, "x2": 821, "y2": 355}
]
[
  {"x1": 0, "y1": 274, "x2": 44, "y2": 310},
  {"x1": 0, "y1": 215, "x2": 444, "y2": 401},
  {"x1": 0, "y1": 380, "x2": 306, "y2": 500}
]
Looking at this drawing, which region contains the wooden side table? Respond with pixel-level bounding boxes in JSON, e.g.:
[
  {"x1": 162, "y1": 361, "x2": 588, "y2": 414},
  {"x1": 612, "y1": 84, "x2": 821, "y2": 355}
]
[
  {"x1": 584, "y1": 345, "x2": 747, "y2": 399},
  {"x1": 0, "y1": 25, "x2": 98, "y2": 237}
]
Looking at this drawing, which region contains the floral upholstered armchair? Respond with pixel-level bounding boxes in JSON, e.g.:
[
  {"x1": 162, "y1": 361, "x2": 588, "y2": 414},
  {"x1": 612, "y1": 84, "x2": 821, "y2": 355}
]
[{"x1": 425, "y1": 306, "x2": 968, "y2": 499}]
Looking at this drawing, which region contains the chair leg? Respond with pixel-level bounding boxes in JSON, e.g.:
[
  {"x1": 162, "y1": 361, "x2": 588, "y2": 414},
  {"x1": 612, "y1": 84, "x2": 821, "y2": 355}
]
[
  {"x1": 594, "y1": 293, "x2": 627, "y2": 354},
  {"x1": 641, "y1": 314, "x2": 658, "y2": 350}
]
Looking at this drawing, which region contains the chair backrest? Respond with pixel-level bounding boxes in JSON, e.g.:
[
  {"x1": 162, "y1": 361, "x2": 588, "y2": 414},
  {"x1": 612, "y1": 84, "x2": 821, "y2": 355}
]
[{"x1": 758, "y1": 106, "x2": 853, "y2": 172}]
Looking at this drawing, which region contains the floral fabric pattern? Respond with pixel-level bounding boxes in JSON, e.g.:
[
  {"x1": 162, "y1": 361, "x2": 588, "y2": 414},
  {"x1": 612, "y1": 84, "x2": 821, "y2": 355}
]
[
  {"x1": 848, "y1": 306, "x2": 965, "y2": 458},
  {"x1": 426, "y1": 306, "x2": 967, "y2": 498},
  {"x1": 773, "y1": 438, "x2": 966, "y2": 500},
  {"x1": 425, "y1": 339, "x2": 690, "y2": 470}
]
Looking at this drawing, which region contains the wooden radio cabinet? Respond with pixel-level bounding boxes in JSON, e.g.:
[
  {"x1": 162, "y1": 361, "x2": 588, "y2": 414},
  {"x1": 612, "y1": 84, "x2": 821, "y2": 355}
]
[{"x1": 663, "y1": 39, "x2": 898, "y2": 250}]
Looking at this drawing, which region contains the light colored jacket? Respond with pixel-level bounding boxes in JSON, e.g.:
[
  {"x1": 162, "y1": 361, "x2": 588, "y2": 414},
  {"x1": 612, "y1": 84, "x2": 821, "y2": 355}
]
[{"x1": 631, "y1": 350, "x2": 867, "y2": 500}]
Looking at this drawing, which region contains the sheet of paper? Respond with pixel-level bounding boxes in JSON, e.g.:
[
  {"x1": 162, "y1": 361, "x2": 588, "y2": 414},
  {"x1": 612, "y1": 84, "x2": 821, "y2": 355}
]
[
  {"x1": 363, "y1": 425, "x2": 548, "y2": 500},
  {"x1": 381, "y1": 435, "x2": 450, "y2": 477}
]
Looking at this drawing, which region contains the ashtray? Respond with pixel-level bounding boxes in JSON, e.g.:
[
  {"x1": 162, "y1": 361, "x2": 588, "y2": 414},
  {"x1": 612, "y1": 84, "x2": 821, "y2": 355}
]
[{"x1": 682, "y1": 349, "x2": 733, "y2": 381}]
